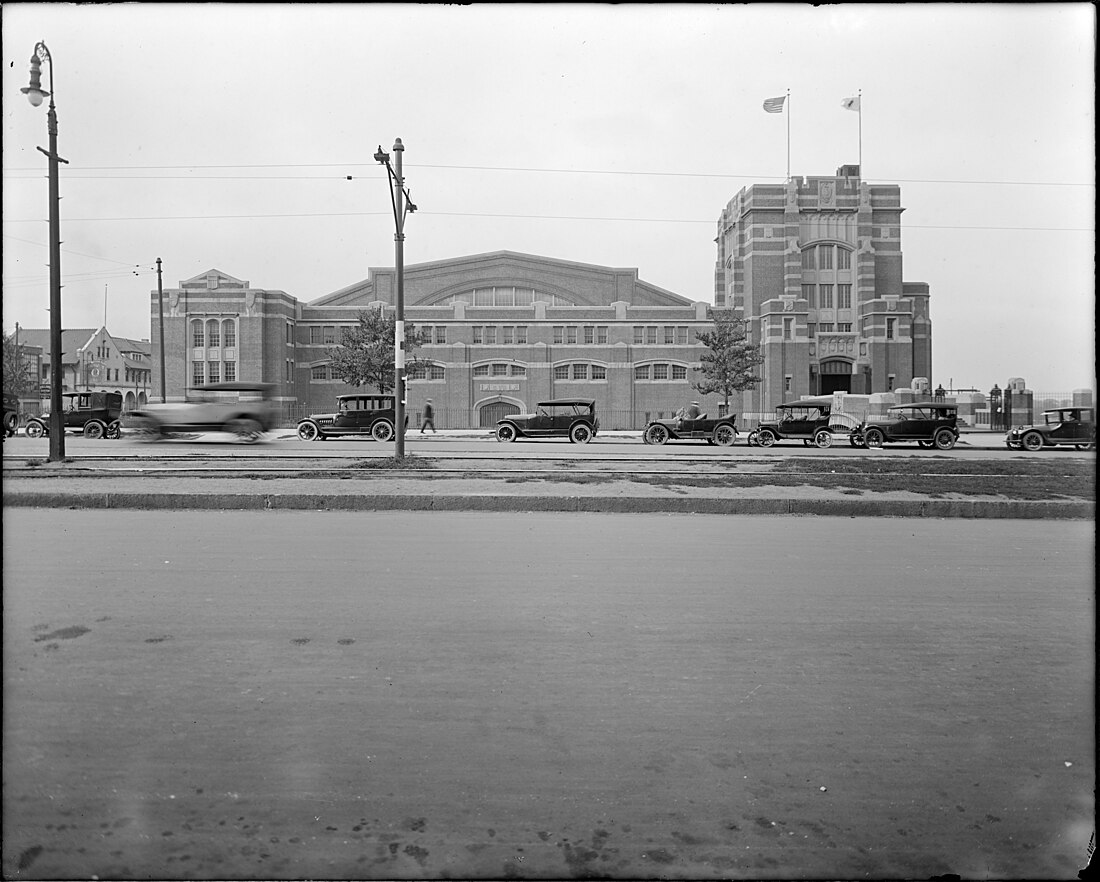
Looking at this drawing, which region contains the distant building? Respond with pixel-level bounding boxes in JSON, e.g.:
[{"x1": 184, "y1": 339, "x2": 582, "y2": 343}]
[
  {"x1": 714, "y1": 164, "x2": 932, "y2": 414},
  {"x1": 15, "y1": 327, "x2": 153, "y2": 412}
]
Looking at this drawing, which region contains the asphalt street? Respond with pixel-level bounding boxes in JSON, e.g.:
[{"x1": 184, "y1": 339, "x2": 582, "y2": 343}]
[{"x1": 3, "y1": 510, "x2": 1094, "y2": 879}]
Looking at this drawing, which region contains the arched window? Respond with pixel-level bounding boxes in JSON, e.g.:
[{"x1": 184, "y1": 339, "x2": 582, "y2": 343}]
[
  {"x1": 206, "y1": 319, "x2": 220, "y2": 348},
  {"x1": 191, "y1": 319, "x2": 204, "y2": 348},
  {"x1": 222, "y1": 319, "x2": 236, "y2": 348}
]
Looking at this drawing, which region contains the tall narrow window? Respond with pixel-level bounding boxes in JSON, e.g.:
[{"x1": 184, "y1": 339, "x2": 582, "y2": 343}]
[
  {"x1": 566, "y1": 326, "x2": 578, "y2": 344},
  {"x1": 783, "y1": 318, "x2": 793, "y2": 340},
  {"x1": 223, "y1": 320, "x2": 236, "y2": 348},
  {"x1": 553, "y1": 326, "x2": 564, "y2": 344},
  {"x1": 207, "y1": 361, "x2": 220, "y2": 384},
  {"x1": 192, "y1": 361, "x2": 204, "y2": 386},
  {"x1": 502, "y1": 326, "x2": 514, "y2": 345},
  {"x1": 886, "y1": 318, "x2": 896, "y2": 340},
  {"x1": 633, "y1": 327, "x2": 644, "y2": 344},
  {"x1": 801, "y1": 249, "x2": 815, "y2": 270},
  {"x1": 820, "y1": 284, "x2": 834, "y2": 308},
  {"x1": 597, "y1": 326, "x2": 608, "y2": 344},
  {"x1": 663, "y1": 327, "x2": 675, "y2": 344},
  {"x1": 584, "y1": 326, "x2": 594, "y2": 344},
  {"x1": 838, "y1": 284, "x2": 852, "y2": 309},
  {"x1": 435, "y1": 326, "x2": 447, "y2": 344},
  {"x1": 207, "y1": 319, "x2": 220, "y2": 348},
  {"x1": 192, "y1": 320, "x2": 204, "y2": 348},
  {"x1": 516, "y1": 326, "x2": 528, "y2": 344},
  {"x1": 838, "y1": 248, "x2": 851, "y2": 270},
  {"x1": 802, "y1": 284, "x2": 816, "y2": 308},
  {"x1": 473, "y1": 326, "x2": 484, "y2": 344},
  {"x1": 645, "y1": 327, "x2": 658, "y2": 344},
  {"x1": 484, "y1": 326, "x2": 497, "y2": 345}
]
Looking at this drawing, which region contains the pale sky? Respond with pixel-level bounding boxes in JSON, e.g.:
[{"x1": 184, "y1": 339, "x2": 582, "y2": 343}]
[{"x1": 3, "y1": 3, "x2": 1095, "y2": 393}]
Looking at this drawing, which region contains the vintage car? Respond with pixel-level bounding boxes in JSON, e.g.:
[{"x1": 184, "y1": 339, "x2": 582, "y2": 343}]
[
  {"x1": 1005, "y1": 406, "x2": 1095, "y2": 451},
  {"x1": 3, "y1": 393, "x2": 20, "y2": 437},
  {"x1": 24, "y1": 391, "x2": 122, "y2": 440},
  {"x1": 642, "y1": 411, "x2": 738, "y2": 446},
  {"x1": 747, "y1": 396, "x2": 847, "y2": 448},
  {"x1": 852, "y1": 402, "x2": 959, "y2": 450},
  {"x1": 496, "y1": 399, "x2": 599, "y2": 444},
  {"x1": 128, "y1": 382, "x2": 277, "y2": 442},
  {"x1": 297, "y1": 393, "x2": 406, "y2": 441}
]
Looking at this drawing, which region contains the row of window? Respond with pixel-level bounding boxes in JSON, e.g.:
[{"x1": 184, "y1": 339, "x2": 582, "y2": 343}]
[
  {"x1": 303, "y1": 324, "x2": 694, "y2": 347},
  {"x1": 801, "y1": 244, "x2": 852, "y2": 270},
  {"x1": 191, "y1": 319, "x2": 238, "y2": 349},
  {"x1": 306, "y1": 361, "x2": 692, "y2": 383},
  {"x1": 801, "y1": 283, "x2": 853, "y2": 309},
  {"x1": 192, "y1": 361, "x2": 238, "y2": 385},
  {"x1": 438, "y1": 287, "x2": 574, "y2": 307}
]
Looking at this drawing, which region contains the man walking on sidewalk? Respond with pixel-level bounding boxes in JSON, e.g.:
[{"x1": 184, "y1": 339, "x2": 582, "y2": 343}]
[{"x1": 420, "y1": 398, "x2": 436, "y2": 434}]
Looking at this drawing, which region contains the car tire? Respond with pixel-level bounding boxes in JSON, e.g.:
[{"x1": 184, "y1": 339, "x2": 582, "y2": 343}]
[
  {"x1": 25, "y1": 421, "x2": 46, "y2": 439},
  {"x1": 918, "y1": 440, "x2": 934, "y2": 449},
  {"x1": 106, "y1": 420, "x2": 121, "y2": 440},
  {"x1": 1021, "y1": 431, "x2": 1044, "y2": 452},
  {"x1": 1006, "y1": 440, "x2": 1022, "y2": 450},
  {"x1": 570, "y1": 423, "x2": 593, "y2": 444},
  {"x1": 227, "y1": 418, "x2": 264, "y2": 443},
  {"x1": 3, "y1": 412, "x2": 17, "y2": 437},
  {"x1": 371, "y1": 420, "x2": 395, "y2": 442},
  {"x1": 297, "y1": 421, "x2": 320, "y2": 441},
  {"x1": 84, "y1": 420, "x2": 105, "y2": 440},
  {"x1": 849, "y1": 434, "x2": 865, "y2": 448},
  {"x1": 933, "y1": 429, "x2": 957, "y2": 450},
  {"x1": 813, "y1": 429, "x2": 833, "y2": 448},
  {"x1": 496, "y1": 424, "x2": 517, "y2": 443},
  {"x1": 746, "y1": 430, "x2": 759, "y2": 447},
  {"x1": 713, "y1": 424, "x2": 736, "y2": 447},
  {"x1": 756, "y1": 428, "x2": 777, "y2": 448},
  {"x1": 863, "y1": 428, "x2": 885, "y2": 448},
  {"x1": 645, "y1": 424, "x2": 670, "y2": 445}
]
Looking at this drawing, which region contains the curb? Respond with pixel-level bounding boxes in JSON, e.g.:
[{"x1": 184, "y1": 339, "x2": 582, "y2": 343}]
[{"x1": 4, "y1": 491, "x2": 1093, "y2": 519}]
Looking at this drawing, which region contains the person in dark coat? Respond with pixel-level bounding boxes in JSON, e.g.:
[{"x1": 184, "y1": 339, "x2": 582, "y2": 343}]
[{"x1": 420, "y1": 398, "x2": 436, "y2": 433}]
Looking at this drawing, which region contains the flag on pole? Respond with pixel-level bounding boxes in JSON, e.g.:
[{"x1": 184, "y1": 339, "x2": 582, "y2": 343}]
[
  {"x1": 763, "y1": 95, "x2": 786, "y2": 114},
  {"x1": 841, "y1": 96, "x2": 861, "y2": 111}
]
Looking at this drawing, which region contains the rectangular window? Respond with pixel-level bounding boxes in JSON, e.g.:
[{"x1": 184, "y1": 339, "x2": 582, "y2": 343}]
[
  {"x1": 408, "y1": 364, "x2": 426, "y2": 380},
  {"x1": 193, "y1": 325, "x2": 204, "y2": 348},
  {"x1": 584, "y1": 326, "x2": 594, "y2": 345},
  {"x1": 516, "y1": 326, "x2": 528, "y2": 344},
  {"x1": 802, "y1": 249, "x2": 815, "y2": 269},
  {"x1": 652, "y1": 363, "x2": 668, "y2": 380},
  {"x1": 472, "y1": 326, "x2": 483, "y2": 344},
  {"x1": 646, "y1": 327, "x2": 658, "y2": 344},
  {"x1": 591, "y1": 365, "x2": 607, "y2": 380},
  {"x1": 672, "y1": 364, "x2": 687, "y2": 380},
  {"x1": 886, "y1": 318, "x2": 896, "y2": 340},
  {"x1": 209, "y1": 324, "x2": 221, "y2": 348},
  {"x1": 635, "y1": 365, "x2": 650, "y2": 381},
  {"x1": 510, "y1": 364, "x2": 526, "y2": 376},
  {"x1": 502, "y1": 326, "x2": 514, "y2": 345},
  {"x1": 838, "y1": 249, "x2": 851, "y2": 270},
  {"x1": 566, "y1": 326, "x2": 578, "y2": 344},
  {"x1": 323, "y1": 326, "x2": 336, "y2": 345},
  {"x1": 311, "y1": 364, "x2": 328, "y2": 381},
  {"x1": 572, "y1": 363, "x2": 588, "y2": 380},
  {"x1": 598, "y1": 326, "x2": 608, "y2": 344},
  {"x1": 473, "y1": 364, "x2": 489, "y2": 376},
  {"x1": 484, "y1": 326, "x2": 497, "y2": 345},
  {"x1": 553, "y1": 326, "x2": 564, "y2": 344},
  {"x1": 192, "y1": 362, "x2": 204, "y2": 386},
  {"x1": 783, "y1": 318, "x2": 793, "y2": 340},
  {"x1": 205, "y1": 361, "x2": 219, "y2": 383},
  {"x1": 554, "y1": 364, "x2": 569, "y2": 380},
  {"x1": 820, "y1": 284, "x2": 834, "y2": 308},
  {"x1": 310, "y1": 326, "x2": 322, "y2": 345},
  {"x1": 785, "y1": 375, "x2": 792, "y2": 393},
  {"x1": 819, "y1": 246, "x2": 833, "y2": 269},
  {"x1": 286, "y1": 323, "x2": 293, "y2": 344},
  {"x1": 887, "y1": 374, "x2": 896, "y2": 391},
  {"x1": 435, "y1": 326, "x2": 447, "y2": 344},
  {"x1": 676, "y1": 326, "x2": 688, "y2": 345},
  {"x1": 633, "y1": 326, "x2": 644, "y2": 344},
  {"x1": 663, "y1": 327, "x2": 675, "y2": 345},
  {"x1": 838, "y1": 323, "x2": 852, "y2": 332},
  {"x1": 819, "y1": 323, "x2": 835, "y2": 332},
  {"x1": 802, "y1": 284, "x2": 816, "y2": 308},
  {"x1": 838, "y1": 284, "x2": 852, "y2": 309},
  {"x1": 491, "y1": 363, "x2": 508, "y2": 377},
  {"x1": 429, "y1": 364, "x2": 446, "y2": 380}
]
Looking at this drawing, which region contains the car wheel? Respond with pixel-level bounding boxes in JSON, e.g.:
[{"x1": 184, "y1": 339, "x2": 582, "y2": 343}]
[
  {"x1": 297, "y1": 421, "x2": 320, "y2": 441},
  {"x1": 849, "y1": 434, "x2": 864, "y2": 448},
  {"x1": 227, "y1": 418, "x2": 264, "y2": 443},
  {"x1": 3, "y1": 413, "x2": 17, "y2": 437},
  {"x1": 933, "y1": 429, "x2": 957, "y2": 450},
  {"x1": 713, "y1": 425, "x2": 736, "y2": 447},
  {"x1": 756, "y1": 428, "x2": 777, "y2": 448},
  {"x1": 496, "y1": 424, "x2": 517, "y2": 443},
  {"x1": 106, "y1": 420, "x2": 121, "y2": 439},
  {"x1": 746, "y1": 430, "x2": 759, "y2": 447},
  {"x1": 570, "y1": 423, "x2": 593, "y2": 444},
  {"x1": 863, "y1": 428, "x2": 885, "y2": 448},
  {"x1": 1021, "y1": 431, "x2": 1044, "y2": 452},
  {"x1": 1005, "y1": 440, "x2": 1022, "y2": 450},
  {"x1": 918, "y1": 440, "x2": 934, "y2": 449},
  {"x1": 814, "y1": 429, "x2": 833, "y2": 449},
  {"x1": 84, "y1": 420, "x2": 105, "y2": 440},
  {"x1": 25, "y1": 421, "x2": 46, "y2": 439},
  {"x1": 645, "y1": 424, "x2": 670, "y2": 445},
  {"x1": 372, "y1": 420, "x2": 394, "y2": 442}
]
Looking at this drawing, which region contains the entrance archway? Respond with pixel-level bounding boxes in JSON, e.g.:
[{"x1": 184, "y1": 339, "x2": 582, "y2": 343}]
[
  {"x1": 479, "y1": 400, "x2": 520, "y2": 427},
  {"x1": 818, "y1": 359, "x2": 853, "y2": 395}
]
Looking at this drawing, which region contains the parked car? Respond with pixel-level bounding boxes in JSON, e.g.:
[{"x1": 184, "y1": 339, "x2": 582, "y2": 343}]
[
  {"x1": 128, "y1": 382, "x2": 277, "y2": 442},
  {"x1": 24, "y1": 391, "x2": 122, "y2": 440},
  {"x1": 642, "y1": 411, "x2": 738, "y2": 446},
  {"x1": 1005, "y1": 406, "x2": 1095, "y2": 451},
  {"x1": 747, "y1": 396, "x2": 840, "y2": 448},
  {"x1": 297, "y1": 393, "x2": 406, "y2": 441},
  {"x1": 3, "y1": 393, "x2": 20, "y2": 437},
  {"x1": 496, "y1": 399, "x2": 599, "y2": 444},
  {"x1": 852, "y1": 402, "x2": 959, "y2": 450}
]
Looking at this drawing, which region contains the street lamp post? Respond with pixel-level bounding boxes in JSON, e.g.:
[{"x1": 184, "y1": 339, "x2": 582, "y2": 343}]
[
  {"x1": 22, "y1": 41, "x2": 69, "y2": 462},
  {"x1": 157, "y1": 258, "x2": 167, "y2": 402},
  {"x1": 374, "y1": 139, "x2": 417, "y2": 459}
]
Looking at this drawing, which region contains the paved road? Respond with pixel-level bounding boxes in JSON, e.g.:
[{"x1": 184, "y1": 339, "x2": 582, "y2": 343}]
[{"x1": 3, "y1": 510, "x2": 1093, "y2": 879}]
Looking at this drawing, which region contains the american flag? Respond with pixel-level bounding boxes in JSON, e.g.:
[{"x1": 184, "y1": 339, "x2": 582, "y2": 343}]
[
  {"x1": 762, "y1": 95, "x2": 786, "y2": 114},
  {"x1": 841, "y1": 96, "x2": 861, "y2": 111}
]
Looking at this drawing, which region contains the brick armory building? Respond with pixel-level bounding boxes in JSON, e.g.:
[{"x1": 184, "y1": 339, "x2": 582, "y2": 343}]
[{"x1": 150, "y1": 165, "x2": 933, "y2": 429}]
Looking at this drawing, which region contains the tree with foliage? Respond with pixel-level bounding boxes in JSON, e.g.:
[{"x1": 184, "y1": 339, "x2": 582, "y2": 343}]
[
  {"x1": 3, "y1": 331, "x2": 35, "y2": 398},
  {"x1": 693, "y1": 312, "x2": 765, "y2": 411},
  {"x1": 328, "y1": 308, "x2": 428, "y2": 394}
]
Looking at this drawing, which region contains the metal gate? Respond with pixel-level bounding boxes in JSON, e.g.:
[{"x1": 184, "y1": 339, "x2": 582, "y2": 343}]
[{"x1": 479, "y1": 401, "x2": 520, "y2": 427}]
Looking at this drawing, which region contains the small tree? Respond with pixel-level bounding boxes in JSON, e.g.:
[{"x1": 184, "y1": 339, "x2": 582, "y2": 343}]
[
  {"x1": 693, "y1": 312, "x2": 764, "y2": 412},
  {"x1": 2, "y1": 331, "x2": 35, "y2": 398},
  {"x1": 328, "y1": 308, "x2": 428, "y2": 394}
]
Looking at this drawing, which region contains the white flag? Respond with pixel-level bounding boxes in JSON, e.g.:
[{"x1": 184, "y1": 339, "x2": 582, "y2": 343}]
[{"x1": 841, "y1": 96, "x2": 861, "y2": 112}]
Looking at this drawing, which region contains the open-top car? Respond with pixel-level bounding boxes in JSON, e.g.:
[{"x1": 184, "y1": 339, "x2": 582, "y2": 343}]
[
  {"x1": 128, "y1": 382, "x2": 277, "y2": 443},
  {"x1": 747, "y1": 396, "x2": 843, "y2": 448},
  {"x1": 24, "y1": 391, "x2": 122, "y2": 440},
  {"x1": 1005, "y1": 406, "x2": 1095, "y2": 451},
  {"x1": 496, "y1": 399, "x2": 599, "y2": 444},
  {"x1": 642, "y1": 411, "x2": 738, "y2": 446},
  {"x1": 297, "y1": 393, "x2": 405, "y2": 441},
  {"x1": 852, "y1": 402, "x2": 959, "y2": 450}
]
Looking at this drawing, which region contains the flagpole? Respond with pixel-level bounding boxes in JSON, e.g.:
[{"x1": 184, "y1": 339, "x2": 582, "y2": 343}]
[
  {"x1": 786, "y1": 89, "x2": 791, "y2": 180},
  {"x1": 858, "y1": 88, "x2": 862, "y2": 177}
]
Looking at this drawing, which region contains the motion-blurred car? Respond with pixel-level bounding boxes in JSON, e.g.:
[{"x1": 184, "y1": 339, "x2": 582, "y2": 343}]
[
  {"x1": 297, "y1": 393, "x2": 405, "y2": 441},
  {"x1": 1005, "y1": 406, "x2": 1095, "y2": 451},
  {"x1": 128, "y1": 382, "x2": 277, "y2": 443},
  {"x1": 496, "y1": 399, "x2": 599, "y2": 444},
  {"x1": 24, "y1": 391, "x2": 122, "y2": 440},
  {"x1": 852, "y1": 402, "x2": 959, "y2": 450},
  {"x1": 642, "y1": 411, "x2": 738, "y2": 446},
  {"x1": 3, "y1": 392, "x2": 20, "y2": 437},
  {"x1": 748, "y1": 396, "x2": 843, "y2": 448}
]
